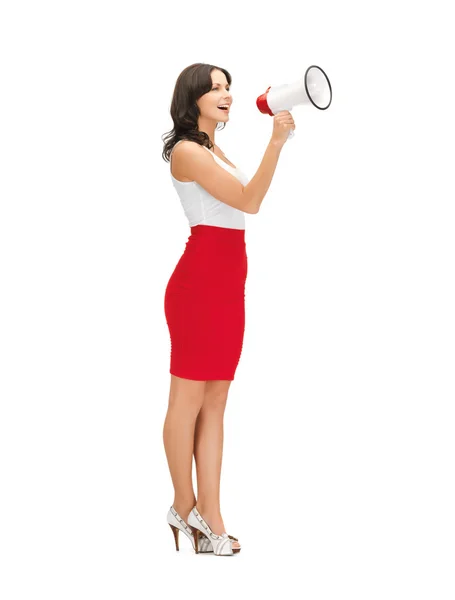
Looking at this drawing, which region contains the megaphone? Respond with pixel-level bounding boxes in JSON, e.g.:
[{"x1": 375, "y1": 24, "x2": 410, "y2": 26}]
[{"x1": 256, "y1": 65, "x2": 332, "y2": 140}]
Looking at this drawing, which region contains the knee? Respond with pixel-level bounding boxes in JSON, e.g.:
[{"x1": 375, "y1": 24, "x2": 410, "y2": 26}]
[
  {"x1": 202, "y1": 391, "x2": 228, "y2": 412},
  {"x1": 168, "y1": 392, "x2": 204, "y2": 417}
]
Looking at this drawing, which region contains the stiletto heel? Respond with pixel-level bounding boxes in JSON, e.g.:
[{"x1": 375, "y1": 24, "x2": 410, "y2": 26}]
[
  {"x1": 169, "y1": 523, "x2": 180, "y2": 551},
  {"x1": 192, "y1": 526, "x2": 199, "y2": 553}
]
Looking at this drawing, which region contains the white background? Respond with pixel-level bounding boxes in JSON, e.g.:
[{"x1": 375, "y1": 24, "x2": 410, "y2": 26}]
[{"x1": 1, "y1": 1, "x2": 454, "y2": 598}]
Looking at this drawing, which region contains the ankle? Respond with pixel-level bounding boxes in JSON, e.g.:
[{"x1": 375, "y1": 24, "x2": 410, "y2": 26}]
[{"x1": 173, "y1": 497, "x2": 196, "y2": 516}]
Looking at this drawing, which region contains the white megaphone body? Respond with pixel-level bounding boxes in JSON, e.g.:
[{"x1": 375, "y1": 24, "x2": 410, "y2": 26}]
[{"x1": 256, "y1": 65, "x2": 332, "y2": 139}]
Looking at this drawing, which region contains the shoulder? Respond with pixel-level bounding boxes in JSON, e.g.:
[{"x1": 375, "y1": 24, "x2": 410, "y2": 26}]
[
  {"x1": 173, "y1": 140, "x2": 206, "y2": 154},
  {"x1": 171, "y1": 141, "x2": 212, "y2": 181},
  {"x1": 172, "y1": 141, "x2": 210, "y2": 166}
]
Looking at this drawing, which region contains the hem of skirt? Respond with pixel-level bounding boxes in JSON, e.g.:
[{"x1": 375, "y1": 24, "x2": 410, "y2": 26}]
[{"x1": 170, "y1": 369, "x2": 234, "y2": 381}]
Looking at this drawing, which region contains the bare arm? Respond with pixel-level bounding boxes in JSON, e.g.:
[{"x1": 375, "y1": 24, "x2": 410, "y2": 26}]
[
  {"x1": 243, "y1": 110, "x2": 295, "y2": 213},
  {"x1": 242, "y1": 141, "x2": 282, "y2": 214}
]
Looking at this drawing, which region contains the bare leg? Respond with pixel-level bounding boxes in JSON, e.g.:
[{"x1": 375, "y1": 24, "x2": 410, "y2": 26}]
[
  {"x1": 193, "y1": 380, "x2": 240, "y2": 550},
  {"x1": 163, "y1": 374, "x2": 206, "y2": 521}
]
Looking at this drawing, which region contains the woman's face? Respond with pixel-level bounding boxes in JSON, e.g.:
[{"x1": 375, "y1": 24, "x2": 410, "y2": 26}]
[{"x1": 197, "y1": 69, "x2": 232, "y2": 123}]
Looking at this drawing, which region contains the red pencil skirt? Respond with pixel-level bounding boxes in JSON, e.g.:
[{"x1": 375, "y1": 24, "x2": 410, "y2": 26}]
[{"x1": 164, "y1": 224, "x2": 248, "y2": 381}]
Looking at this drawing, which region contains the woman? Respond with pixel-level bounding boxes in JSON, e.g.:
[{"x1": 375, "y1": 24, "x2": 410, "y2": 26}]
[{"x1": 161, "y1": 63, "x2": 295, "y2": 556}]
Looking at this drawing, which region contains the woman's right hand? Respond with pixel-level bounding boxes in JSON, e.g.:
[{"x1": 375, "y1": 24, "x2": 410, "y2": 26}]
[{"x1": 270, "y1": 110, "x2": 295, "y2": 147}]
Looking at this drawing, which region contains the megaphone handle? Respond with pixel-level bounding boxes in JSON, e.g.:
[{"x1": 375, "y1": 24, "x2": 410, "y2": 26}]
[{"x1": 274, "y1": 109, "x2": 294, "y2": 140}]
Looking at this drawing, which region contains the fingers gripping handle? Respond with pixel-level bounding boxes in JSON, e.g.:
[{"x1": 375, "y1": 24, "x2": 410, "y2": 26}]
[{"x1": 274, "y1": 107, "x2": 295, "y2": 140}]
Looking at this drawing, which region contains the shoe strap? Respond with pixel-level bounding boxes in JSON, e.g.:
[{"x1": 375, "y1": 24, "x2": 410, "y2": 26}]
[
  {"x1": 170, "y1": 506, "x2": 193, "y2": 534},
  {"x1": 191, "y1": 507, "x2": 225, "y2": 540},
  {"x1": 191, "y1": 507, "x2": 235, "y2": 555}
]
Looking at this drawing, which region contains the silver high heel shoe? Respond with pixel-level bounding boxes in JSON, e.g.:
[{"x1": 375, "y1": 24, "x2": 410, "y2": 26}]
[
  {"x1": 167, "y1": 506, "x2": 213, "y2": 552},
  {"x1": 187, "y1": 506, "x2": 241, "y2": 556}
]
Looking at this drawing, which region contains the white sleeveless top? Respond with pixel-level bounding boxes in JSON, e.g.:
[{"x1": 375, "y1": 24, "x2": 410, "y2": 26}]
[{"x1": 170, "y1": 139, "x2": 250, "y2": 230}]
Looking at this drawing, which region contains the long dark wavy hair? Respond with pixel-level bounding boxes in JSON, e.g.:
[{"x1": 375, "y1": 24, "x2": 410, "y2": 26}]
[{"x1": 161, "y1": 63, "x2": 232, "y2": 163}]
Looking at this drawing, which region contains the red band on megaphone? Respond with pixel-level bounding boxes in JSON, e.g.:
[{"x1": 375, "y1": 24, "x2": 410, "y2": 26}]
[{"x1": 256, "y1": 86, "x2": 274, "y2": 116}]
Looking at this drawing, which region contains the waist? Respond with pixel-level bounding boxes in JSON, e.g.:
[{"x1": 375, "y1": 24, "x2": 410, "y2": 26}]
[
  {"x1": 185, "y1": 224, "x2": 246, "y2": 261},
  {"x1": 189, "y1": 224, "x2": 245, "y2": 240}
]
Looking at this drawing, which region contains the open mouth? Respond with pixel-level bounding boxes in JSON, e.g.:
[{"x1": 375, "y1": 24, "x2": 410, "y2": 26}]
[{"x1": 217, "y1": 106, "x2": 229, "y2": 112}]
